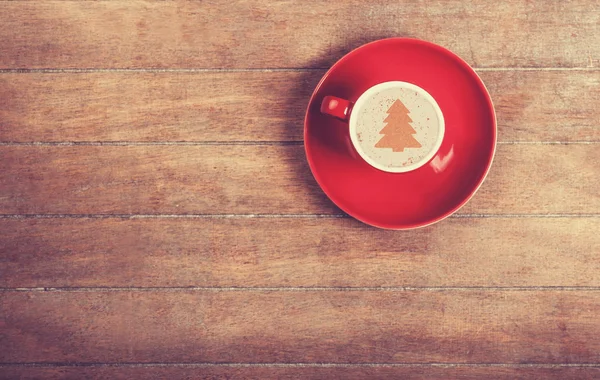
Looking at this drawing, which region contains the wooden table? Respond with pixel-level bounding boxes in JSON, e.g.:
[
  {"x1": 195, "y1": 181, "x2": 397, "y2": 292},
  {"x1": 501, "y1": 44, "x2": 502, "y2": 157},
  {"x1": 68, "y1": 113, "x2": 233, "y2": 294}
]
[{"x1": 1, "y1": 1, "x2": 599, "y2": 379}]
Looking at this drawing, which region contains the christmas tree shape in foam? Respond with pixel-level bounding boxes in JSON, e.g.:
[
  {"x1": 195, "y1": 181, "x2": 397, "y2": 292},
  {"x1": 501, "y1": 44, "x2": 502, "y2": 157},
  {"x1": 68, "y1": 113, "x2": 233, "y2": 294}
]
[{"x1": 375, "y1": 99, "x2": 421, "y2": 152}]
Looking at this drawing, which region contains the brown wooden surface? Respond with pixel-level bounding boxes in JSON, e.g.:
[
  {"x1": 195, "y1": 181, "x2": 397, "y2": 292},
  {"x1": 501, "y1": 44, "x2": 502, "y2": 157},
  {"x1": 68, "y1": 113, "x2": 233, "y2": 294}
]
[
  {"x1": 3, "y1": 366, "x2": 600, "y2": 380},
  {"x1": 1, "y1": 0, "x2": 600, "y2": 378},
  {"x1": 3, "y1": 290, "x2": 600, "y2": 363},
  {"x1": 0, "y1": 144, "x2": 600, "y2": 215},
  {"x1": 1, "y1": 1, "x2": 599, "y2": 69},
  {"x1": 0, "y1": 145, "x2": 598, "y2": 215},
  {"x1": 1, "y1": 71, "x2": 598, "y2": 143},
  {"x1": 1, "y1": 218, "x2": 599, "y2": 288}
]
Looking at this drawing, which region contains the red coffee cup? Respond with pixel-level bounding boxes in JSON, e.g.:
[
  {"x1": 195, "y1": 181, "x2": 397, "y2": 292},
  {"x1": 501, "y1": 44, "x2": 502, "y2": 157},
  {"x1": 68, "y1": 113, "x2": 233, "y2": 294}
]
[{"x1": 304, "y1": 38, "x2": 496, "y2": 229}]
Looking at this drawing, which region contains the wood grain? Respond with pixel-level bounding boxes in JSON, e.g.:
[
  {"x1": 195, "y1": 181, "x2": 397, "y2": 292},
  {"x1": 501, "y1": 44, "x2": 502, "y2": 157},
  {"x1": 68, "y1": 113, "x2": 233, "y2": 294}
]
[
  {"x1": 0, "y1": 145, "x2": 598, "y2": 215},
  {"x1": 1, "y1": 71, "x2": 599, "y2": 143},
  {"x1": 1, "y1": 0, "x2": 598, "y2": 376},
  {"x1": 2, "y1": 366, "x2": 600, "y2": 380},
  {"x1": 0, "y1": 72, "x2": 318, "y2": 143},
  {"x1": 0, "y1": 1, "x2": 599, "y2": 69},
  {"x1": 1, "y1": 218, "x2": 599, "y2": 288},
  {"x1": 3, "y1": 290, "x2": 600, "y2": 363}
]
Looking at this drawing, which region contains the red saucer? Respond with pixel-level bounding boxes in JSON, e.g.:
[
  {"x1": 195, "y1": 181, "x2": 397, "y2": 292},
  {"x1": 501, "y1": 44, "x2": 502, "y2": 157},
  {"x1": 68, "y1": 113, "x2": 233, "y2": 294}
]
[{"x1": 304, "y1": 38, "x2": 496, "y2": 229}]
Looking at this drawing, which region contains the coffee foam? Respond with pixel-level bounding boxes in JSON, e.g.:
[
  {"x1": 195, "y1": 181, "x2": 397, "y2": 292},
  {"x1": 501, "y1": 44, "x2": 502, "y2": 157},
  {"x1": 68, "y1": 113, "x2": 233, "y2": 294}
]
[{"x1": 352, "y1": 84, "x2": 443, "y2": 172}]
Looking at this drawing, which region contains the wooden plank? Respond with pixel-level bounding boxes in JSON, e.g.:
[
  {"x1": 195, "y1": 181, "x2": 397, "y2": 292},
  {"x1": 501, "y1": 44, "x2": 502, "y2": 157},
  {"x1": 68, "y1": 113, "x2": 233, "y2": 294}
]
[
  {"x1": 2, "y1": 366, "x2": 600, "y2": 380},
  {"x1": 483, "y1": 71, "x2": 600, "y2": 142},
  {"x1": 0, "y1": 72, "x2": 318, "y2": 143},
  {"x1": 0, "y1": 145, "x2": 333, "y2": 214},
  {"x1": 1, "y1": 218, "x2": 599, "y2": 288},
  {"x1": 2, "y1": 291, "x2": 600, "y2": 363},
  {"x1": 0, "y1": 71, "x2": 598, "y2": 143},
  {"x1": 0, "y1": 1, "x2": 599, "y2": 69},
  {"x1": 0, "y1": 145, "x2": 598, "y2": 215}
]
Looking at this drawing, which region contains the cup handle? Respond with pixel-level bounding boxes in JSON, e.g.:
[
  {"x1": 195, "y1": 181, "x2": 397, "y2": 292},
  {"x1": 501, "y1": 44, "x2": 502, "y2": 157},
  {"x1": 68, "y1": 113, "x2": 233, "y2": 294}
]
[{"x1": 320, "y1": 96, "x2": 353, "y2": 122}]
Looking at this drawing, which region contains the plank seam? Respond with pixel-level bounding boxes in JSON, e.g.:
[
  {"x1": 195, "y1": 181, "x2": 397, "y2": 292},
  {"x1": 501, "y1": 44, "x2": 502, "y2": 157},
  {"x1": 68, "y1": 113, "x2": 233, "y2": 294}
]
[
  {"x1": 0, "y1": 214, "x2": 347, "y2": 219},
  {"x1": 497, "y1": 141, "x2": 600, "y2": 145},
  {"x1": 0, "y1": 141, "x2": 306, "y2": 147},
  {"x1": 0, "y1": 214, "x2": 597, "y2": 219},
  {"x1": 0, "y1": 67, "x2": 599, "y2": 73},
  {"x1": 1, "y1": 363, "x2": 600, "y2": 368},
  {"x1": 0, "y1": 141, "x2": 598, "y2": 146},
  {"x1": 450, "y1": 214, "x2": 600, "y2": 218},
  {"x1": 5, "y1": 287, "x2": 600, "y2": 292}
]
